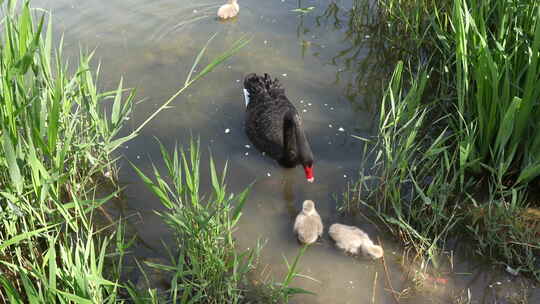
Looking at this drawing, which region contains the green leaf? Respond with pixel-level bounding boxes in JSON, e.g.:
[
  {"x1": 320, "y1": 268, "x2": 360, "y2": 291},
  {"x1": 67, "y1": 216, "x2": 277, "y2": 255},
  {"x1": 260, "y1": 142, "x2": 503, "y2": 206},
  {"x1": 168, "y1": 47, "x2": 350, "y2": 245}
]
[
  {"x1": 291, "y1": 7, "x2": 315, "y2": 14},
  {"x1": 111, "y1": 78, "x2": 124, "y2": 127},
  {"x1": 0, "y1": 276, "x2": 24, "y2": 304},
  {"x1": 2, "y1": 131, "x2": 23, "y2": 194},
  {"x1": 495, "y1": 97, "x2": 521, "y2": 156}
]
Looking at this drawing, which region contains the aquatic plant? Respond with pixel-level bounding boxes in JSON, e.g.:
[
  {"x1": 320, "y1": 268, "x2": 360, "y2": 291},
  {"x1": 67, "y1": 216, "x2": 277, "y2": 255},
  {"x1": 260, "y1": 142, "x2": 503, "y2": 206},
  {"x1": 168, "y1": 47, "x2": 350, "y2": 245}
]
[
  {"x1": 132, "y1": 140, "x2": 312, "y2": 303},
  {"x1": 0, "y1": 0, "x2": 271, "y2": 302},
  {"x1": 377, "y1": 0, "x2": 540, "y2": 186},
  {"x1": 0, "y1": 0, "x2": 134, "y2": 301},
  {"x1": 344, "y1": 0, "x2": 540, "y2": 282}
]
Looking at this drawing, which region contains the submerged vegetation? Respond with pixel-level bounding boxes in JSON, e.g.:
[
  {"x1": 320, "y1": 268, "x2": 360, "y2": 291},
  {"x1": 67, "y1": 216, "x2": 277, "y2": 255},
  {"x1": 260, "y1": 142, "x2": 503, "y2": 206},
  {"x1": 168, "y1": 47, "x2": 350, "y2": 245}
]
[
  {"x1": 0, "y1": 0, "x2": 306, "y2": 302},
  {"x1": 343, "y1": 0, "x2": 540, "y2": 283}
]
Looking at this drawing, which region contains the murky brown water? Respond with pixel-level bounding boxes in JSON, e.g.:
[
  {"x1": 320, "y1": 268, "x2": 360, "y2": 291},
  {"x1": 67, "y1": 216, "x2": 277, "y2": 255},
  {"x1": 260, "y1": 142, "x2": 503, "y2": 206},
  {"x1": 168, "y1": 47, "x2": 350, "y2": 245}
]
[{"x1": 32, "y1": 0, "x2": 538, "y2": 303}]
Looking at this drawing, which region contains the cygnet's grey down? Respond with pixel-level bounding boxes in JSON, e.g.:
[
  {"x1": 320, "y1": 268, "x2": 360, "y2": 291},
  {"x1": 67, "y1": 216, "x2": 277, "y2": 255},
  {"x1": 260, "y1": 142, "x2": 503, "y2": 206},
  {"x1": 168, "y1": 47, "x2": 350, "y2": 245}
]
[
  {"x1": 328, "y1": 223, "x2": 383, "y2": 259},
  {"x1": 293, "y1": 200, "x2": 323, "y2": 245}
]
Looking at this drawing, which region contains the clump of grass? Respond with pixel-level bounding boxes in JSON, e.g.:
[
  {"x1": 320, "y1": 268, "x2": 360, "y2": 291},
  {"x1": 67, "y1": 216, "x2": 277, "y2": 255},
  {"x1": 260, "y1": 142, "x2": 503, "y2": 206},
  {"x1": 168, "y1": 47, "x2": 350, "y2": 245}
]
[
  {"x1": 132, "y1": 140, "x2": 254, "y2": 302},
  {"x1": 353, "y1": 62, "x2": 461, "y2": 264},
  {"x1": 344, "y1": 0, "x2": 540, "y2": 283},
  {"x1": 374, "y1": 0, "x2": 540, "y2": 186},
  {"x1": 0, "y1": 0, "x2": 254, "y2": 302},
  {"x1": 132, "y1": 140, "x2": 311, "y2": 303},
  {"x1": 0, "y1": 0, "x2": 134, "y2": 301}
]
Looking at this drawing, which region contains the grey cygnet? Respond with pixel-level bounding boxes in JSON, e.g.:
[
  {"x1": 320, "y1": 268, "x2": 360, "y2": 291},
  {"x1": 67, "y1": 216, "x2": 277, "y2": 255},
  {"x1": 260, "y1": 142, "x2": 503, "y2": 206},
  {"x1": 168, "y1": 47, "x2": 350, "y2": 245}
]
[
  {"x1": 329, "y1": 223, "x2": 383, "y2": 259},
  {"x1": 293, "y1": 200, "x2": 323, "y2": 245}
]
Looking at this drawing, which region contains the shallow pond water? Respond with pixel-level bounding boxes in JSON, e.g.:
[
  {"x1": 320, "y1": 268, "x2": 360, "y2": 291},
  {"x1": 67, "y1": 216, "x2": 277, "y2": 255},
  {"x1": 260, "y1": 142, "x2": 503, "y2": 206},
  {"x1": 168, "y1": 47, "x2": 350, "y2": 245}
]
[{"x1": 32, "y1": 0, "x2": 538, "y2": 303}]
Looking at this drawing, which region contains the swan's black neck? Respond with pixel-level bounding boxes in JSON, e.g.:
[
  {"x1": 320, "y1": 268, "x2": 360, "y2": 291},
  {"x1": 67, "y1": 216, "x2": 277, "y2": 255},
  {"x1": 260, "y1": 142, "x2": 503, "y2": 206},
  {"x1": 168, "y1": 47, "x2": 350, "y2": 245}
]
[{"x1": 283, "y1": 111, "x2": 313, "y2": 168}]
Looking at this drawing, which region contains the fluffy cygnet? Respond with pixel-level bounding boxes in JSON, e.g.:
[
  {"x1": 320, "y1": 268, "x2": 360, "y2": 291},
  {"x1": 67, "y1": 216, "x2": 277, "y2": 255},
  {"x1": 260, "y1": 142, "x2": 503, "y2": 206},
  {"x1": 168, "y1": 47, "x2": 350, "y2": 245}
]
[
  {"x1": 217, "y1": 0, "x2": 239, "y2": 19},
  {"x1": 293, "y1": 200, "x2": 323, "y2": 245},
  {"x1": 329, "y1": 223, "x2": 383, "y2": 259}
]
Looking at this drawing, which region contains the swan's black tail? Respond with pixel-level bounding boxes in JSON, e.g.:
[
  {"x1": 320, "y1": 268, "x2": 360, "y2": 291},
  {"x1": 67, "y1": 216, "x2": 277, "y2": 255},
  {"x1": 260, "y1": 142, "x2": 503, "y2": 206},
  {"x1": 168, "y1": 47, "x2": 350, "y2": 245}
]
[{"x1": 243, "y1": 73, "x2": 284, "y2": 100}]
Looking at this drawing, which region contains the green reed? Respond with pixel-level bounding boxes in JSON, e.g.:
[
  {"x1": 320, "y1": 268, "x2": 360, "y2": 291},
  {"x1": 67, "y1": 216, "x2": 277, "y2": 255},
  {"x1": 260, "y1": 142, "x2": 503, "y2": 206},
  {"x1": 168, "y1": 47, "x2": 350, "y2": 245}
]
[
  {"x1": 375, "y1": 0, "x2": 540, "y2": 186},
  {"x1": 132, "y1": 139, "x2": 254, "y2": 303},
  {"x1": 0, "y1": 0, "x2": 133, "y2": 301},
  {"x1": 131, "y1": 140, "x2": 310, "y2": 303},
  {"x1": 0, "y1": 0, "x2": 260, "y2": 302},
  {"x1": 344, "y1": 0, "x2": 540, "y2": 282}
]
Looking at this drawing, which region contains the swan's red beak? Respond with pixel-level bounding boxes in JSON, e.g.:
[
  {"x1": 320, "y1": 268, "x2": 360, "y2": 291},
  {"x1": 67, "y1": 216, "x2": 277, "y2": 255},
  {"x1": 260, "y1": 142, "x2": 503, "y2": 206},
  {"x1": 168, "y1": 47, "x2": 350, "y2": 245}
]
[{"x1": 303, "y1": 165, "x2": 314, "y2": 183}]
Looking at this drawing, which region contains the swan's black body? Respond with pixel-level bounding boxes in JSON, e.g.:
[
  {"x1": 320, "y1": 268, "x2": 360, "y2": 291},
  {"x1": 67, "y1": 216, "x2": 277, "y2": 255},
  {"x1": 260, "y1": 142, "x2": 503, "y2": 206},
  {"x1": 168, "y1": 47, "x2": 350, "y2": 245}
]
[{"x1": 244, "y1": 73, "x2": 314, "y2": 173}]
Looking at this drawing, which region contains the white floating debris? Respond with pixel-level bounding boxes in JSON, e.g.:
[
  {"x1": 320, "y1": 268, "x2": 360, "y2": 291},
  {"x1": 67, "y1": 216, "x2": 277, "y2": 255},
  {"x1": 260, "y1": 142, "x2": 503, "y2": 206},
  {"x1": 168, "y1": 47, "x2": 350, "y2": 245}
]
[
  {"x1": 307, "y1": 103, "x2": 312, "y2": 106},
  {"x1": 263, "y1": 40, "x2": 268, "y2": 44},
  {"x1": 344, "y1": 174, "x2": 347, "y2": 178},
  {"x1": 245, "y1": 144, "x2": 251, "y2": 148},
  {"x1": 328, "y1": 141, "x2": 332, "y2": 144},
  {"x1": 300, "y1": 100, "x2": 304, "y2": 103},
  {"x1": 136, "y1": 155, "x2": 141, "y2": 159},
  {"x1": 302, "y1": 109, "x2": 307, "y2": 113},
  {"x1": 227, "y1": 65, "x2": 232, "y2": 69},
  {"x1": 225, "y1": 128, "x2": 231, "y2": 134},
  {"x1": 505, "y1": 265, "x2": 519, "y2": 276},
  {"x1": 282, "y1": 73, "x2": 288, "y2": 77},
  {"x1": 338, "y1": 127, "x2": 345, "y2": 132},
  {"x1": 262, "y1": 152, "x2": 266, "y2": 156},
  {"x1": 236, "y1": 79, "x2": 240, "y2": 82},
  {"x1": 193, "y1": 9, "x2": 198, "y2": 13},
  {"x1": 328, "y1": 124, "x2": 333, "y2": 128},
  {"x1": 267, "y1": 172, "x2": 271, "y2": 177},
  {"x1": 330, "y1": 107, "x2": 334, "y2": 110},
  {"x1": 324, "y1": 103, "x2": 328, "y2": 106},
  {"x1": 245, "y1": 152, "x2": 249, "y2": 156},
  {"x1": 365, "y1": 34, "x2": 371, "y2": 39}
]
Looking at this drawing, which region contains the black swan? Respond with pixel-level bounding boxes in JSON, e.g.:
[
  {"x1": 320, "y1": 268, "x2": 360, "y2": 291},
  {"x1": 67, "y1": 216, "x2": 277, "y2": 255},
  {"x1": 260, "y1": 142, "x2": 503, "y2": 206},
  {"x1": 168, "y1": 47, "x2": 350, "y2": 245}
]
[
  {"x1": 293, "y1": 200, "x2": 323, "y2": 244},
  {"x1": 243, "y1": 73, "x2": 315, "y2": 182},
  {"x1": 217, "y1": 0, "x2": 239, "y2": 19}
]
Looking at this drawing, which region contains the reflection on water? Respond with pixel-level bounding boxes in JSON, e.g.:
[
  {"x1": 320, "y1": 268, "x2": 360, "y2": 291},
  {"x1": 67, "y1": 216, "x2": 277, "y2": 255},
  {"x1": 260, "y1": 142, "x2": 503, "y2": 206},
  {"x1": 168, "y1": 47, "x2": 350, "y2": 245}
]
[{"x1": 31, "y1": 0, "x2": 537, "y2": 302}]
